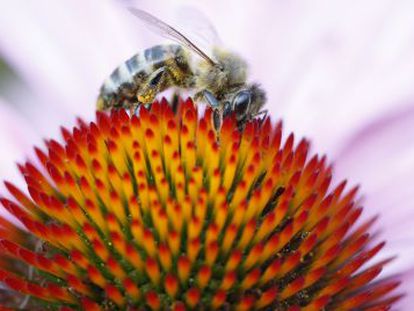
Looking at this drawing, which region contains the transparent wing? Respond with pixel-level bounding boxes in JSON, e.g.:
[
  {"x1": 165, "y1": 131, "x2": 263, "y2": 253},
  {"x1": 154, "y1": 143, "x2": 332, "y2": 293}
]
[
  {"x1": 175, "y1": 6, "x2": 222, "y2": 53},
  {"x1": 128, "y1": 8, "x2": 216, "y2": 66}
]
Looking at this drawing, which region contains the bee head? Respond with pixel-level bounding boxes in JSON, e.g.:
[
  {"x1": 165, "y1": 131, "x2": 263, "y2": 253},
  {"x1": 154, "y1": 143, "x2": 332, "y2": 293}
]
[{"x1": 223, "y1": 83, "x2": 267, "y2": 122}]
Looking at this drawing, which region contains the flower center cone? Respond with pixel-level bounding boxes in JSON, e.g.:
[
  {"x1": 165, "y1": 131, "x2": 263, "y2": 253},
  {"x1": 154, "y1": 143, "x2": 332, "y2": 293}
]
[{"x1": 0, "y1": 98, "x2": 402, "y2": 310}]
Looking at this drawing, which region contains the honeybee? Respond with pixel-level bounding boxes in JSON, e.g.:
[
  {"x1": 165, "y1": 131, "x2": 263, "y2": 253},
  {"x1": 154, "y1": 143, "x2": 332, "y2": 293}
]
[{"x1": 97, "y1": 8, "x2": 267, "y2": 129}]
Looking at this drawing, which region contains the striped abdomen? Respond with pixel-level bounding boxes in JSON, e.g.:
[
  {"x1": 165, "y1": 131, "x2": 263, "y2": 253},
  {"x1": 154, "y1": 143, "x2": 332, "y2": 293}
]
[{"x1": 97, "y1": 44, "x2": 192, "y2": 110}]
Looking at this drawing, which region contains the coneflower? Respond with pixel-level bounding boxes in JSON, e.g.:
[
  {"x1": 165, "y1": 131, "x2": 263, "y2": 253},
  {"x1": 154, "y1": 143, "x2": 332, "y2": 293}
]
[{"x1": 0, "y1": 98, "x2": 401, "y2": 310}]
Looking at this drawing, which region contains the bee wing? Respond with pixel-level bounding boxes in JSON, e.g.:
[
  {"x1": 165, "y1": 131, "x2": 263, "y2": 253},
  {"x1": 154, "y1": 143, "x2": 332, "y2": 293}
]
[
  {"x1": 175, "y1": 6, "x2": 223, "y2": 53},
  {"x1": 128, "y1": 8, "x2": 217, "y2": 66}
]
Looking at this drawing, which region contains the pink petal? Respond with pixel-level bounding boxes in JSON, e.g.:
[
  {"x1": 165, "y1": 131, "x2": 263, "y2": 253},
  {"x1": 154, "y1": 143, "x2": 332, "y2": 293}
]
[
  {"x1": 399, "y1": 268, "x2": 414, "y2": 308},
  {"x1": 0, "y1": 99, "x2": 41, "y2": 192},
  {"x1": 335, "y1": 105, "x2": 414, "y2": 276}
]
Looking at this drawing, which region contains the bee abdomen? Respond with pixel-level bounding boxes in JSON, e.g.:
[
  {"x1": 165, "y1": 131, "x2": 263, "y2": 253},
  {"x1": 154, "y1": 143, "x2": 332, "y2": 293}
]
[{"x1": 98, "y1": 44, "x2": 190, "y2": 110}]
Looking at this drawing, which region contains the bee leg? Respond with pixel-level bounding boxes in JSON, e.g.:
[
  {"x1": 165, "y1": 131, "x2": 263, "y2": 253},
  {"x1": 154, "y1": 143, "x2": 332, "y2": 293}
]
[
  {"x1": 202, "y1": 90, "x2": 220, "y2": 109},
  {"x1": 213, "y1": 108, "x2": 223, "y2": 131},
  {"x1": 253, "y1": 109, "x2": 268, "y2": 123},
  {"x1": 254, "y1": 109, "x2": 268, "y2": 118},
  {"x1": 131, "y1": 103, "x2": 141, "y2": 115},
  {"x1": 193, "y1": 91, "x2": 206, "y2": 102},
  {"x1": 137, "y1": 67, "x2": 167, "y2": 104},
  {"x1": 126, "y1": 99, "x2": 145, "y2": 116},
  {"x1": 201, "y1": 90, "x2": 223, "y2": 131},
  {"x1": 171, "y1": 93, "x2": 180, "y2": 114}
]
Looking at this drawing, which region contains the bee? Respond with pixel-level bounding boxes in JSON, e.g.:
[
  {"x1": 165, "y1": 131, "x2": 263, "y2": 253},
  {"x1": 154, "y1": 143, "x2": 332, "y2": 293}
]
[{"x1": 97, "y1": 8, "x2": 267, "y2": 129}]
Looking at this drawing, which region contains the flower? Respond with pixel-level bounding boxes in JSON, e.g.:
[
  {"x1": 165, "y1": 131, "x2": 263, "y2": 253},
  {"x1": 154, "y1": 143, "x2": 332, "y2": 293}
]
[
  {"x1": 0, "y1": 99, "x2": 402, "y2": 309},
  {"x1": 1, "y1": 0, "x2": 414, "y2": 308}
]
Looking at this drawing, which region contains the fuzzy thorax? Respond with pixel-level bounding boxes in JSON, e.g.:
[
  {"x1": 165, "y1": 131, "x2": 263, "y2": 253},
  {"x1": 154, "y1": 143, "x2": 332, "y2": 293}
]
[{"x1": 195, "y1": 48, "x2": 248, "y2": 98}]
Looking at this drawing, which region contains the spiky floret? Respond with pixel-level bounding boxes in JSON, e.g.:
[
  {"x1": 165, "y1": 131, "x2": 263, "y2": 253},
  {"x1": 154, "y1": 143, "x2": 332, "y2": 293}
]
[{"x1": 0, "y1": 98, "x2": 401, "y2": 310}]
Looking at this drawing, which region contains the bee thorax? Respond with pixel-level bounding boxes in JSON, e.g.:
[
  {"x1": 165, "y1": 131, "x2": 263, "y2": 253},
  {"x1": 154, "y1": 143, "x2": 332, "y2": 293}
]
[{"x1": 195, "y1": 48, "x2": 248, "y2": 97}]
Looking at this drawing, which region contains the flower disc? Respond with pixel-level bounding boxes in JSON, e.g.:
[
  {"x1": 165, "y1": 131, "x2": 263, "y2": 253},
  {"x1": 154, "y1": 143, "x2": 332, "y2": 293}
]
[{"x1": 0, "y1": 98, "x2": 401, "y2": 310}]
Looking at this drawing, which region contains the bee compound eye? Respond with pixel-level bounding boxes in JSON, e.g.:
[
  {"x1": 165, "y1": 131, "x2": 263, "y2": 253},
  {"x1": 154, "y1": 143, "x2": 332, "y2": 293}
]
[
  {"x1": 233, "y1": 90, "x2": 251, "y2": 119},
  {"x1": 213, "y1": 109, "x2": 222, "y2": 131}
]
